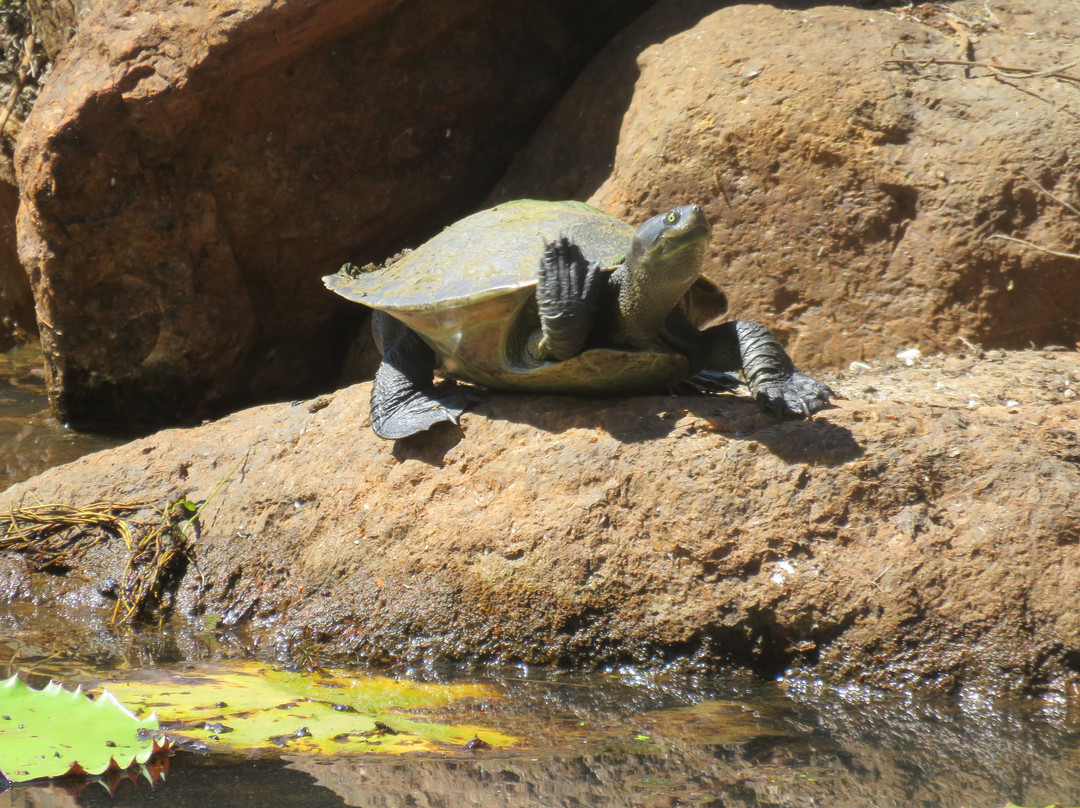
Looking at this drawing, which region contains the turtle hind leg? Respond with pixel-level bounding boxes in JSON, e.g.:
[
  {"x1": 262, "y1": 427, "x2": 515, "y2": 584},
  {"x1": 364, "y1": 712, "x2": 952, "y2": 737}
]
[
  {"x1": 531, "y1": 236, "x2": 602, "y2": 361},
  {"x1": 370, "y1": 358, "x2": 476, "y2": 440},
  {"x1": 369, "y1": 312, "x2": 480, "y2": 440},
  {"x1": 699, "y1": 320, "x2": 834, "y2": 417}
]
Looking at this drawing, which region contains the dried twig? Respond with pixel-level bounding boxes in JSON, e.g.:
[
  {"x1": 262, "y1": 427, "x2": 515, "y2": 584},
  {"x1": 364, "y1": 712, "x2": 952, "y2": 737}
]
[
  {"x1": 986, "y1": 173, "x2": 1080, "y2": 260},
  {"x1": 989, "y1": 234, "x2": 1080, "y2": 260},
  {"x1": 884, "y1": 55, "x2": 1080, "y2": 122},
  {"x1": 0, "y1": 454, "x2": 245, "y2": 625},
  {"x1": 0, "y1": 499, "x2": 193, "y2": 625},
  {"x1": 1021, "y1": 172, "x2": 1080, "y2": 219},
  {"x1": 884, "y1": 56, "x2": 1080, "y2": 87},
  {"x1": 992, "y1": 78, "x2": 1080, "y2": 122},
  {"x1": 943, "y1": 17, "x2": 973, "y2": 77},
  {"x1": 0, "y1": 34, "x2": 36, "y2": 141}
]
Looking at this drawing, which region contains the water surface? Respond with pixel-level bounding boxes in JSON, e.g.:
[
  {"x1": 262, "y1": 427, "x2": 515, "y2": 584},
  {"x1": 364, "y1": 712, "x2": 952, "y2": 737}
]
[
  {"x1": 0, "y1": 344, "x2": 119, "y2": 492},
  {"x1": 2, "y1": 645, "x2": 1079, "y2": 808}
]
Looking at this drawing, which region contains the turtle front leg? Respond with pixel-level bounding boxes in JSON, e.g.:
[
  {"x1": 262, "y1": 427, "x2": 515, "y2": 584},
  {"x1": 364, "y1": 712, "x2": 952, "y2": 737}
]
[
  {"x1": 530, "y1": 236, "x2": 602, "y2": 361},
  {"x1": 699, "y1": 320, "x2": 833, "y2": 417},
  {"x1": 369, "y1": 311, "x2": 479, "y2": 439}
]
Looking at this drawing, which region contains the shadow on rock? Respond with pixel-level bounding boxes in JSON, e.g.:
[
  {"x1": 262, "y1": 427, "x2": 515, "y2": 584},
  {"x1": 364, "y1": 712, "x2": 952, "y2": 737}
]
[
  {"x1": 474, "y1": 390, "x2": 863, "y2": 466},
  {"x1": 391, "y1": 421, "x2": 464, "y2": 466},
  {"x1": 721, "y1": 406, "x2": 865, "y2": 467}
]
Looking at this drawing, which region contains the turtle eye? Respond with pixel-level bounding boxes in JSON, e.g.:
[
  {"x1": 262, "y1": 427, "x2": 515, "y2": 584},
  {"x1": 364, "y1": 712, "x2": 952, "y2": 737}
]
[{"x1": 664, "y1": 210, "x2": 679, "y2": 224}]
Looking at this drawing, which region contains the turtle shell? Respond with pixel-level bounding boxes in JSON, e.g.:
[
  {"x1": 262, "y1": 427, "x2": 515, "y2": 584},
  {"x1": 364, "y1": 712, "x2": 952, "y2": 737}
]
[{"x1": 324, "y1": 199, "x2": 723, "y2": 393}]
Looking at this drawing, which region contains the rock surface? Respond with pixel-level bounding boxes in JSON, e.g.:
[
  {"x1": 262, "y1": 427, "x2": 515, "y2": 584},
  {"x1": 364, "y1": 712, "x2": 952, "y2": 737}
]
[
  {"x1": 0, "y1": 158, "x2": 34, "y2": 349},
  {"x1": 14, "y1": 0, "x2": 652, "y2": 428},
  {"x1": 0, "y1": 0, "x2": 48, "y2": 349},
  {"x1": 11, "y1": 0, "x2": 1080, "y2": 430},
  {"x1": 25, "y1": 0, "x2": 95, "y2": 61},
  {"x1": 493, "y1": 0, "x2": 1080, "y2": 370},
  {"x1": 3, "y1": 348, "x2": 1079, "y2": 695}
]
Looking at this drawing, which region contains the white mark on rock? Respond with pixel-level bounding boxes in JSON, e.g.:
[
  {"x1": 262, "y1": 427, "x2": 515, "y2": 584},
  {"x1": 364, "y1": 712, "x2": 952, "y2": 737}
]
[{"x1": 896, "y1": 347, "x2": 921, "y2": 366}]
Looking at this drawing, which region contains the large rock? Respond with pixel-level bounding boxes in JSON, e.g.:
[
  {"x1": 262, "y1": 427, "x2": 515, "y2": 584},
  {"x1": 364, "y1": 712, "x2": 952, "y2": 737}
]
[
  {"x1": 493, "y1": 0, "x2": 1080, "y2": 369},
  {"x1": 14, "y1": 0, "x2": 652, "y2": 428},
  {"x1": 0, "y1": 0, "x2": 49, "y2": 349},
  {"x1": 0, "y1": 158, "x2": 34, "y2": 349},
  {"x1": 25, "y1": 0, "x2": 97, "y2": 61},
  {"x1": 3, "y1": 348, "x2": 1079, "y2": 694}
]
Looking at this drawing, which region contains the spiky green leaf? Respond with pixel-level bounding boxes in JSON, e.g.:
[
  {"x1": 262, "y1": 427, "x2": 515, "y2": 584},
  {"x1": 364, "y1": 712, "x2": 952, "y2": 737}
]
[{"x1": 0, "y1": 676, "x2": 163, "y2": 783}]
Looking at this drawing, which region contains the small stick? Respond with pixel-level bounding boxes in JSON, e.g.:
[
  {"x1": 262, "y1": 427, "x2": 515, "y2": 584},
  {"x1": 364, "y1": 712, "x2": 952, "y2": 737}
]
[
  {"x1": 1021, "y1": 172, "x2": 1080, "y2": 219},
  {"x1": 884, "y1": 57, "x2": 1080, "y2": 120},
  {"x1": 869, "y1": 564, "x2": 893, "y2": 590},
  {"x1": 943, "y1": 17, "x2": 974, "y2": 78},
  {"x1": 1021, "y1": 59, "x2": 1080, "y2": 80},
  {"x1": 989, "y1": 233, "x2": 1080, "y2": 260},
  {"x1": 884, "y1": 57, "x2": 1080, "y2": 86}
]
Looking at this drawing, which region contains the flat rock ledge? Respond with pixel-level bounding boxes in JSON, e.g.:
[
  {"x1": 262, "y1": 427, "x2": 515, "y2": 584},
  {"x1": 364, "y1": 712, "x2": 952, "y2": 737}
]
[{"x1": 3, "y1": 348, "x2": 1079, "y2": 695}]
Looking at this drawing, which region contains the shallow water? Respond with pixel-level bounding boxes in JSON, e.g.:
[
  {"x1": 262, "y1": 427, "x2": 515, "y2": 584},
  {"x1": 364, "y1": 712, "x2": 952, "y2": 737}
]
[
  {"x1": 0, "y1": 344, "x2": 119, "y2": 492},
  {"x1": 2, "y1": 656, "x2": 1080, "y2": 808},
  {"x1": 1, "y1": 345, "x2": 1079, "y2": 808}
]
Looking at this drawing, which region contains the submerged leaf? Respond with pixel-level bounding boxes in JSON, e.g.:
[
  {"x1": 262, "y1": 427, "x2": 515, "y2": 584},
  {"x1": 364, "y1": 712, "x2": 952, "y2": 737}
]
[
  {"x1": 635, "y1": 700, "x2": 774, "y2": 745},
  {"x1": 98, "y1": 661, "x2": 515, "y2": 756},
  {"x1": 0, "y1": 675, "x2": 164, "y2": 783}
]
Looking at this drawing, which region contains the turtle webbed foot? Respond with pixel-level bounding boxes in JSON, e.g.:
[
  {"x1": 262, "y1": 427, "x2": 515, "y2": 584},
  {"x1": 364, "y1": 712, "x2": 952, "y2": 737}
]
[
  {"x1": 534, "y1": 236, "x2": 601, "y2": 361},
  {"x1": 753, "y1": 372, "x2": 834, "y2": 418},
  {"x1": 370, "y1": 313, "x2": 484, "y2": 439},
  {"x1": 371, "y1": 382, "x2": 481, "y2": 440}
]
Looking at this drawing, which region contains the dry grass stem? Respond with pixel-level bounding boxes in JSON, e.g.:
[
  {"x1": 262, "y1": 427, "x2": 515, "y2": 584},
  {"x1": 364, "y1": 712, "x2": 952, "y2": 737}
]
[
  {"x1": 989, "y1": 233, "x2": 1080, "y2": 260},
  {"x1": 0, "y1": 499, "x2": 193, "y2": 626},
  {"x1": 1021, "y1": 172, "x2": 1080, "y2": 219},
  {"x1": 884, "y1": 57, "x2": 1080, "y2": 86}
]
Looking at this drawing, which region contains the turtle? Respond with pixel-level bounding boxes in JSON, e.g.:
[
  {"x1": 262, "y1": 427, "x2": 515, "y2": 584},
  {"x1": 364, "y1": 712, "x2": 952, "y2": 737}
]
[{"x1": 323, "y1": 199, "x2": 832, "y2": 439}]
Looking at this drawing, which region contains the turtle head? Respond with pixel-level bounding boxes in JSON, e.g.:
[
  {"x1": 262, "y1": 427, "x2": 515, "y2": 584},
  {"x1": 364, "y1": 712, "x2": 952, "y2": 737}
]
[
  {"x1": 614, "y1": 205, "x2": 711, "y2": 348},
  {"x1": 627, "y1": 204, "x2": 710, "y2": 290}
]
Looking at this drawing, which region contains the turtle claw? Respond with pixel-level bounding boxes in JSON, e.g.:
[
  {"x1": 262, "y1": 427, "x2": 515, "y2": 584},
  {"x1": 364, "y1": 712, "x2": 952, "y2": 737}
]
[
  {"x1": 672, "y1": 370, "x2": 743, "y2": 396},
  {"x1": 753, "y1": 372, "x2": 833, "y2": 418},
  {"x1": 535, "y1": 236, "x2": 601, "y2": 361}
]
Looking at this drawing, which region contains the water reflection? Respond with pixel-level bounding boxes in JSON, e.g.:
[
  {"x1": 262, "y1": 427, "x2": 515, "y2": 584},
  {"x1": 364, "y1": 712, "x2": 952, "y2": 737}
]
[
  {"x1": 0, "y1": 758, "x2": 348, "y2": 808},
  {"x1": 0, "y1": 344, "x2": 119, "y2": 492},
  {"x1": 286, "y1": 671, "x2": 1080, "y2": 808},
  {"x1": 3, "y1": 663, "x2": 1076, "y2": 808}
]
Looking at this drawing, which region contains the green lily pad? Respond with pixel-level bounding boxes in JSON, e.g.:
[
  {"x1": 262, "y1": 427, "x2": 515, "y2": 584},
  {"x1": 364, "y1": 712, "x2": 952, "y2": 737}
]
[
  {"x1": 98, "y1": 661, "x2": 515, "y2": 755},
  {"x1": 0, "y1": 676, "x2": 164, "y2": 783}
]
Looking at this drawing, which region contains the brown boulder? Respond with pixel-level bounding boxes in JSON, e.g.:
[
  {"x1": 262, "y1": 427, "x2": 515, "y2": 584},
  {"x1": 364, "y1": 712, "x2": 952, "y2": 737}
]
[
  {"x1": 25, "y1": 0, "x2": 96, "y2": 61},
  {"x1": 3, "y1": 348, "x2": 1079, "y2": 694},
  {"x1": 0, "y1": 158, "x2": 34, "y2": 349},
  {"x1": 14, "y1": 0, "x2": 652, "y2": 428},
  {"x1": 0, "y1": 0, "x2": 49, "y2": 349},
  {"x1": 493, "y1": 0, "x2": 1080, "y2": 370}
]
